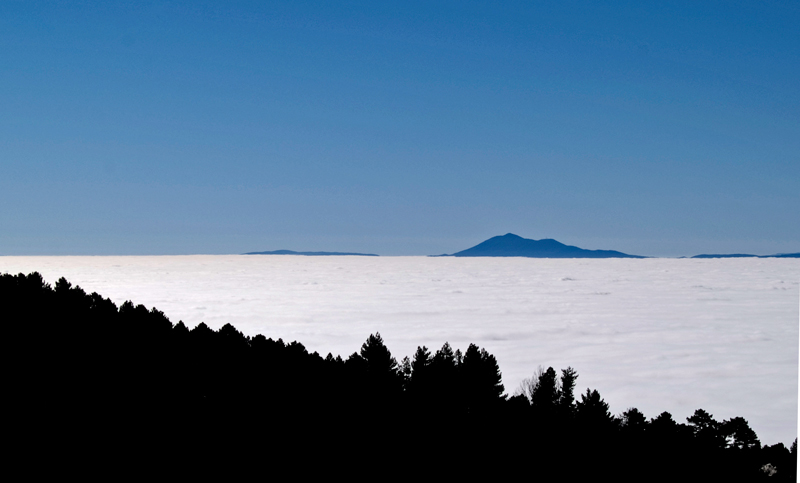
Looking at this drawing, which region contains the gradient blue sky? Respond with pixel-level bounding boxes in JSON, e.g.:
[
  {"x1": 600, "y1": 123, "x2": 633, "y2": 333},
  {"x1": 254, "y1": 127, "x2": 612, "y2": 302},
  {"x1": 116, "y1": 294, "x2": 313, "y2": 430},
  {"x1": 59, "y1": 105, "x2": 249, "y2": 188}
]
[{"x1": 2, "y1": 1, "x2": 798, "y2": 256}]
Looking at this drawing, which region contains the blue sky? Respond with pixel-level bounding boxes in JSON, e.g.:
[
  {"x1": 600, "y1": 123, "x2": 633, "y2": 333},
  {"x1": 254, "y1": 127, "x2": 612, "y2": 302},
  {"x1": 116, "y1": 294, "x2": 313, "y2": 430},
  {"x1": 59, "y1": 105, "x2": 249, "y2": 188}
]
[{"x1": 2, "y1": 1, "x2": 798, "y2": 256}]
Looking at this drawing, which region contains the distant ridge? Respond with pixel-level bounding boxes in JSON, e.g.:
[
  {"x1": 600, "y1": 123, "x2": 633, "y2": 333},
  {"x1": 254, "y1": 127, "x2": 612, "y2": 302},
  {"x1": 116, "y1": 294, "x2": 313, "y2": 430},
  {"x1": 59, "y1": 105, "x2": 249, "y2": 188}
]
[
  {"x1": 244, "y1": 250, "x2": 379, "y2": 257},
  {"x1": 692, "y1": 253, "x2": 800, "y2": 259},
  {"x1": 692, "y1": 254, "x2": 758, "y2": 259},
  {"x1": 437, "y1": 233, "x2": 645, "y2": 258}
]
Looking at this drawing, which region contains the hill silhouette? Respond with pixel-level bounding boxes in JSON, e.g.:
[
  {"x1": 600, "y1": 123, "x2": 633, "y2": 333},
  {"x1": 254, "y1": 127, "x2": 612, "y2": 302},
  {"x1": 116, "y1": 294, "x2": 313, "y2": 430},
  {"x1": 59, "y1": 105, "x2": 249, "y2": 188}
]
[
  {"x1": 245, "y1": 249, "x2": 379, "y2": 256},
  {"x1": 692, "y1": 253, "x2": 800, "y2": 259},
  {"x1": 440, "y1": 233, "x2": 645, "y2": 258}
]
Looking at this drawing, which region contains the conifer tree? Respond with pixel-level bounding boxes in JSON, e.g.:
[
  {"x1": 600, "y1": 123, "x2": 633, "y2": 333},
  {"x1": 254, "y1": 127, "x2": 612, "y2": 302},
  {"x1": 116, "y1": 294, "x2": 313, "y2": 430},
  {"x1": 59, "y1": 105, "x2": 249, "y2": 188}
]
[{"x1": 558, "y1": 367, "x2": 578, "y2": 415}]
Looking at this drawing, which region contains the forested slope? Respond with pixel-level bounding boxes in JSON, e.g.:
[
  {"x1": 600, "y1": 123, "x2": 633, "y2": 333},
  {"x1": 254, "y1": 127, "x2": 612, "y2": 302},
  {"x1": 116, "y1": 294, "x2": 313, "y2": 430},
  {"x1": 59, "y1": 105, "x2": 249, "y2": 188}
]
[{"x1": 2, "y1": 272, "x2": 794, "y2": 480}]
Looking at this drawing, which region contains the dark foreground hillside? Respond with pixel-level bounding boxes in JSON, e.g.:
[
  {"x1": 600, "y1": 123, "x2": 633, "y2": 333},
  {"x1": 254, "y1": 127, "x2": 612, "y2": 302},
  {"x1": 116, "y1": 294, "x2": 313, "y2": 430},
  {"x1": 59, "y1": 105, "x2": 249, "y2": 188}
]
[{"x1": 2, "y1": 272, "x2": 795, "y2": 480}]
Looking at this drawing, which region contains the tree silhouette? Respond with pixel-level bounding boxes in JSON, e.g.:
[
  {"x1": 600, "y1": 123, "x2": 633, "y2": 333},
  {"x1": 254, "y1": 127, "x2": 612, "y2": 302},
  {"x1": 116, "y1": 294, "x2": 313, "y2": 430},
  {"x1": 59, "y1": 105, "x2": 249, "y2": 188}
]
[
  {"x1": 359, "y1": 333, "x2": 403, "y2": 404},
  {"x1": 515, "y1": 366, "x2": 541, "y2": 403},
  {"x1": 530, "y1": 366, "x2": 560, "y2": 412},
  {"x1": 687, "y1": 409, "x2": 726, "y2": 450},
  {"x1": 410, "y1": 345, "x2": 432, "y2": 389},
  {"x1": 558, "y1": 367, "x2": 578, "y2": 415},
  {"x1": 460, "y1": 344, "x2": 504, "y2": 413},
  {"x1": 576, "y1": 388, "x2": 613, "y2": 431},
  {"x1": 649, "y1": 411, "x2": 680, "y2": 437},
  {"x1": 619, "y1": 407, "x2": 647, "y2": 437},
  {"x1": 721, "y1": 416, "x2": 760, "y2": 450},
  {"x1": 428, "y1": 342, "x2": 459, "y2": 411}
]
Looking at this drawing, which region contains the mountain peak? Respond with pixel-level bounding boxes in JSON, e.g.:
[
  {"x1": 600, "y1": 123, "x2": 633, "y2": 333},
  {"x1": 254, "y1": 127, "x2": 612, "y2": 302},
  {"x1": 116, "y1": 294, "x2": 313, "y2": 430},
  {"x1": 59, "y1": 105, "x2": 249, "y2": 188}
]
[{"x1": 444, "y1": 234, "x2": 644, "y2": 258}]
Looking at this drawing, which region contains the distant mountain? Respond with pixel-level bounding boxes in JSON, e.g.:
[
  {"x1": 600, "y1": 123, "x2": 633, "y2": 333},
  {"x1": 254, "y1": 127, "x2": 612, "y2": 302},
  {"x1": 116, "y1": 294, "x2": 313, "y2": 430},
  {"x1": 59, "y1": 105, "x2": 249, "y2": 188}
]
[
  {"x1": 692, "y1": 253, "x2": 800, "y2": 259},
  {"x1": 438, "y1": 233, "x2": 646, "y2": 258},
  {"x1": 691, "y1": 254, "x2": 758, "y2": 259},
  {"x1": 244, "y1": 250, "x2": 379, "y2": 256}
]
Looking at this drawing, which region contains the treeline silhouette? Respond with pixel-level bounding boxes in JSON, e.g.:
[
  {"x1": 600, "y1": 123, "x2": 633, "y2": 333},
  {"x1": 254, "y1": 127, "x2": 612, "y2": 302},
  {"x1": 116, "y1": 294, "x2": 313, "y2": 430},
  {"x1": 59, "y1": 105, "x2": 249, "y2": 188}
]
[{"x1": 2, "y1": 271, "x2": 796, "y2": 480}]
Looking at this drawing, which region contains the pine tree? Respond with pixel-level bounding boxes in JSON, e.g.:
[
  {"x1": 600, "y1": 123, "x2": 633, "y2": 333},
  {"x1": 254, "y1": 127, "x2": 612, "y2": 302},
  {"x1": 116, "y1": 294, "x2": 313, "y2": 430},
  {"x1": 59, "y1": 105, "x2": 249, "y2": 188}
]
[
  {"x1": 359, "y1": 333, "x2": 403, "y2": 401},
  {"x1": 558, "y1": 367, "x2": 578, "y2": 415}
]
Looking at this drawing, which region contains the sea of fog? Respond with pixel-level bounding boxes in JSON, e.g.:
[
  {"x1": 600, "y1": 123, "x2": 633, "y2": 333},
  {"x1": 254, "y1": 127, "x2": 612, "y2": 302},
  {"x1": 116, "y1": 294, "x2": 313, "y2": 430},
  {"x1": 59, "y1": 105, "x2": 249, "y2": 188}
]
[{"x1": 2, "y1": 255, "x2": 797, "y2": 445}]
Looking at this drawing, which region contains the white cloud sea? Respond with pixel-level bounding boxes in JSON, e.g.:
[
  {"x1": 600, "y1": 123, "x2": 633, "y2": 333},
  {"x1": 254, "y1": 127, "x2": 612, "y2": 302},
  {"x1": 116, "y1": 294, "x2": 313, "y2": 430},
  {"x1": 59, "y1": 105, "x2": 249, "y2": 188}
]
[{"x1": 2, "y1": 255, "x2": 797, "y2": 445}]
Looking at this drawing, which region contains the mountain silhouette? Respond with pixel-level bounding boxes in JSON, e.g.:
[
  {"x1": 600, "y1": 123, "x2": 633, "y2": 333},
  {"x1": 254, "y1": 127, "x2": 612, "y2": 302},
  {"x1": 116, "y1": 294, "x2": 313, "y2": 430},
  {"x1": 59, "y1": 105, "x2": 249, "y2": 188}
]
[
  {"x1": 692, "y1": 253, "x2": 800, "y2": 259},
  {"x1": 440, "y1": 234, "x2": 645, "y2": 258},
  {"x1": 244, "y1": 250, "x2": 379, "y2": 256},
  {"x1": 691, "y1": 254, "x2": 758, "y2": 259}
]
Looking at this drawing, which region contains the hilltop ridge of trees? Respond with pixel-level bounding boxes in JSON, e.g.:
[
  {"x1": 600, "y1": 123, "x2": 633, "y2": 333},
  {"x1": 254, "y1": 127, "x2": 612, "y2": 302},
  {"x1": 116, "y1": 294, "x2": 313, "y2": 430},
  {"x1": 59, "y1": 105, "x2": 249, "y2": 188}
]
[{"x1": 2, "y1": 271, "x2": 795, "y2": 480}]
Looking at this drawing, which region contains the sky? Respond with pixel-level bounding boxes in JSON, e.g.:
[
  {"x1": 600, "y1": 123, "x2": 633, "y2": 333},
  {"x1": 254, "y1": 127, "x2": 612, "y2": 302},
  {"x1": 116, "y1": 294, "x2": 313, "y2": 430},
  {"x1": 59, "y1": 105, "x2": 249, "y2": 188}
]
[{"x1": 2, "y1": 1, "x2": 799, "y2": 256}]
